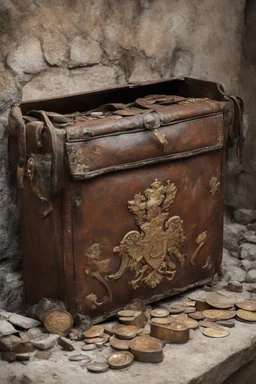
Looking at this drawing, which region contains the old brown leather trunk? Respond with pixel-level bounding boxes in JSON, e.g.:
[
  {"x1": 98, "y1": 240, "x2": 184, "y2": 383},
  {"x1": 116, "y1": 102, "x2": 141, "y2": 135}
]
[{"x1": 9, "y1": 77, "x2": 243, "y2": 323}]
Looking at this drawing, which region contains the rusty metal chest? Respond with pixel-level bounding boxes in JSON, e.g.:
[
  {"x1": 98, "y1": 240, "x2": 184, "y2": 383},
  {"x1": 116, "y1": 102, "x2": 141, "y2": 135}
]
[{"x1": 9, "y1": 77, "x2": 243, "y2": 322}]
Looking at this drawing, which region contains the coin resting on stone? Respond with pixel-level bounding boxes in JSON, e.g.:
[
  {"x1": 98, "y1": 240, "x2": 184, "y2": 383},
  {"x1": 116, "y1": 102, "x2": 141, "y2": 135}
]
[
  {"x1": 115, "y1": 325, "x2": 138, "y2": 339},
  {"x1": 129, "y1": 335, "x2": 163, "y2": 363},
  {"x1": 84, "y1": 325, "x2": 104, "y2": 338},
  {"x1": 188, "y1": 311, "x2": 206, "y2": 320},
  {"x1": 85, "y1": 337, "x2": 106, "y2": 344},
  {"x1": 87, "y1": 361, "x2": 109, "y2": 373},
  {"x1": 205, "y1": 292, "x2": 233, "y2": 309},
  {"x1": 178, "y1": 318, "x2": 199, "y2": 329},
  {"x1": 203, "y1": 309, "x2": 236, "y2": 321},
  {"x1": 107, "y1": 352, "x2": 134, "y2": 370},
  {"x1": 110, "y1": 336, "x2": 131, "y2": 350},
  {"x1": 81, "y1": 344, "x2": 97, "y2": 351},
  {"x1": 151, "y1": 309, "x2": 169, "y2": 318},
  {"x1": 234, "y1": 302, "x2": 256, "y2": 312},
  {"x1": 202, "y1": 327, "x2": 230, "y2": 338},
  {"x1": 236, "y1": 309, "x2": 256, "y2": 322},
  {"x1": 199, "y1": 320, "x2": 218, "y2": 328}
]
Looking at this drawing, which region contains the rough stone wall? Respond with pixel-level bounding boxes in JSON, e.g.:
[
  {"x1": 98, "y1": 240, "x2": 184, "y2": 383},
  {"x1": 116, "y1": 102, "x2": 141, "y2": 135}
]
[{"x1": 1, "y1": 0, "x2": 255, "y2": 311}]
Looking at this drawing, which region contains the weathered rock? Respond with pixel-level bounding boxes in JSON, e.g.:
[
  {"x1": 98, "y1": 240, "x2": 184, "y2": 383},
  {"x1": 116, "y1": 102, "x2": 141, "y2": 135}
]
[
  {"x1": 0, "y1": 335, "x2": 34, "y2": 353},
  {"x1": 234, "y1": 209, "x2": 256, "y2": 225},
  {"x1": 42, "y1": 32, "x2": 68, "y2": 66},
  {"x1": 242, "y1": 231, "x2": 256, "y2": 244},
  {"x1": 240, "y1": 243, "x2": 256, "y2": 261},
  {"x1": 240, "y1": 259, "x2": 253, "y2": 272},
  {"x1": 0, "y1": 310, "x2": 13, "y2": 320},
  {"x1": 1, "y1": 351, "x2": 16, "y2": 362},
  {"x1": 6, "y1": 38, "x2": 47, "y2": 76},
  {"x1": 227, "y1": 281, "x2": 243, "y2": 293},
  {"x1": 247, "y1": 222, "x2": 256, "y2": 231},
  {"x1": 58, "y1": 337, "x2": 75, "y2": 351},
  {"x1": 223, "y1": 266, "x2": 246, "y2": 283},
  {"x1": 8, "y1": 314, "x2": 41, "y2": 330},
  {"x1": 223, "y1": 224, "x2": 246, "y2": 251},
  {"x1": 15, "y1": 352, "x2": 34, "y2": 361},
  {"x1": 31, "y1": 334, "x2": 59, "y2": 350},
  {"x1": 246, "y1": 269, "x2": 256, "y2": 283},
  {"x1": 0, "y1": 320, "x2": 18, "y2": 337},
  {"x1": 69, "y1": 36, "x2": 102, "y2": 68},
  {"x1": 35, "y1": 350, "x2": 52, "y2": 360}
]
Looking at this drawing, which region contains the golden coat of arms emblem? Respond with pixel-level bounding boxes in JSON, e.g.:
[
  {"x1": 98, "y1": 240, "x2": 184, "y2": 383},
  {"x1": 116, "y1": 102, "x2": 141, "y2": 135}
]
[{"x1": 106, "y1": 180, "x2": 186, "y2": 289}]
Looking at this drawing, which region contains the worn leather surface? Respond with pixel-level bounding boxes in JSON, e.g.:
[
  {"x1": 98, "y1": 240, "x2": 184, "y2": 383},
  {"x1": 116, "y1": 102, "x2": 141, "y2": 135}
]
[{"x1": 8, "y1": 77, "x2": 237, "y2": 320}]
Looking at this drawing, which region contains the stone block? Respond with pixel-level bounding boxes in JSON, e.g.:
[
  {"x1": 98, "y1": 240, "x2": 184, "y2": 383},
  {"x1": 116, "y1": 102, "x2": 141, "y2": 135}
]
[
  {"x1": 246, "y1": 269, "x2": 256, "y2": 283},
  {"x1": 223, "y1": 223, "x2": 246, "y2": 251},
  {"x1": 234, "y1": 209, "x2": 256, "y2": 225},
  {"x1": 8, "y1": 314, "x2": 41, "y2": 330},
  {"x1": 69, "y1": 36, "x2": 102, "y2": 68},
  {"x1": 240, "y1": 243, "x2": 256, "y2": 261}
]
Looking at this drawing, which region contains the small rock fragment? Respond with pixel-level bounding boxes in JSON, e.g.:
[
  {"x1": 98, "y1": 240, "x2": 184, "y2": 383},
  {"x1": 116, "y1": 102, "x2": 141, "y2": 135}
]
[
  {"x1": 0, "y1": 335, "x2": 34, "y2": 353},
  {"x1": 31, "y1": 334, "x2": 59, "y2": 350},
  {"x1": 0, "y1": 320, "x2": 18, "y2": 337},
  {"x1": 68, "y1": 328, "x2": 84, "y2": 341},
  {"x1": 2, "y1": 352, "x2": 16, "y2": 362},
  {"x1": 0, "y1": 310, "x2": 13, "y2": 320},
  {"x1": 247, "y1": 269, "x2": 256, "y2": 283},
  {"x1": 227, "y1": 281, "x2": 243, "y2": 292},
  {"x1": 8, "y1": 314, "x2": 41, "y2": 330},
  {"x1": 58, "y1": 336, "x2": 75, "y2": 351},
  {"x1": 35, "y1": 350, "x2": 52, "y2": 360},
  {"x1": 16, "y1": 352, "x2": 34, "y2": 361}
]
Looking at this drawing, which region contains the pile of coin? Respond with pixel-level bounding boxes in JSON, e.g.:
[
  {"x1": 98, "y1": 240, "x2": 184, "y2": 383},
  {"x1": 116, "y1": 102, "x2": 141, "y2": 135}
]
[{"x1": 75, "y1": 295, "x2": 256, "y2": 373}]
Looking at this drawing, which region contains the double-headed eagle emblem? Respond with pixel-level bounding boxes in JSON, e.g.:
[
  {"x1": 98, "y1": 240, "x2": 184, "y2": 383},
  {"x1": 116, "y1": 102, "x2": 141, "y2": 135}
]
[{"x1": 106, "y1": 180, "x2": 185, "y2": 289}]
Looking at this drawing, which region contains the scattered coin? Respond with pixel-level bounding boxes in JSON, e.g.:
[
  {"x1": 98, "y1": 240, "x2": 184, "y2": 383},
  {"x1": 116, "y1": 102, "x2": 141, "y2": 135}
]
[
  {"x1": 235, "y1": 302, "x2": 256, "y2": 312},
  {"x1": 87, "y1": 361, "x2": 109, "y2": 373},
  {"x1": 107, "y1": 351, "x2": 134, "y2": 370},
  {"x1": 202, "y1": 327, "x2": 230, "y2": 338},
  {"x1": 84, "y1": 337, "x2": 105, "y2": 344},
  {"x1": 179, "y1": 318, "x2": 199, "y2": 329},
  {"x1": 195, "y1": 298, "x2": 211, "y2": 311},
  {"x1": 188, "y1": 311, "x2": 206, "y2": 321},
  {"x1": 84, "y1": 325, "x2": 104, "y2": 338},
  {"x1": 115, "y1": 325, "x2": 138, "y2": 340},
  {"x1": 151, "y1": 317, "x2": 173, "y2": 325},
  {"x1": 151, "y1": 309, "x2": 169, "y2": 318},
  {"x1": 151, "y1": 322, "x2": 189, "y2": 344},
  {"x1": 110, "y1": 336, "x2": 130, "y2": 350},
  {"x1": 236, "y1": 309, "x2": 256, "y2": 322},
  {"x1": 184, "y1": 307, "x2": 196, "y2": 314},
  {"x1": 203, "y1": 310, "x2": 236, "y2": 321},
  {"x1": 119, "y1": 316, "x2": 135, "y2": 325},
  {"x1": 81, "y1": 344, "x2": 97, "y2": 351},
  {"x1": 129, "y1": 335, "x2": 163, "y2": 363},
  {"x1": 117, "y1": 310, "x2": 140, "y2": 318},
  {"x1": 206, "y1": 292, "x2": 233, "y2": 309},
  {"x1": 169, "y1": 307, "x2": 185, "y2": 314},
  {"x1": 216, "y1": 320, "x2": 235, "y2": 328},
  {"x1": 69, "y1": 354, "x2": 92, "y2": 363},
  {"x1": 199, "y1": 320, "x2": 218, "y2": 328}
]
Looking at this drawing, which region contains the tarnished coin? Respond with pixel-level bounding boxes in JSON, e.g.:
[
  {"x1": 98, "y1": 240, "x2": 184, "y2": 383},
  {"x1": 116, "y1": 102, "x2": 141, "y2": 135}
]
[
  {"x1": 110, "y1": 336, "x2": 130, "y2": 350},
  {"x1": 203, "y1": 310, "x2": 236, "y2": 321},
  {"x1": 69, "y1": 354, "x2": 92, "y2": 362},
  {"x1": 87, "y1": 361, "x2": 109, "y2": 373},
  {"x1": 195, "y1": 298, "x2": 211, "y2": 311},
  {"x1": 202, "y1": 327, "x2": 230, "y2": 338},
  {"x1": 115, "y1": 325, "x2": 137, "y2": 340},
  {"x1": 151, "y1": 309, "x2": 169, "y2": 318},
  {"x1": 119, "y1": 316, "x2": 135, "y2": 325},
  {"x1": 236, "y1": 309, "x2": 256, "y2": 322},
  {"x1": 117, "y1": 310, "x2": 140, "y2": 318},
  {"x1": 129, "y1": 335, "x2": 163, "y2": 363},
  {"x1": 184, "y1": 307, "x2": 196, "y2": 314},
  {"x1": 188, "y1": 311, "x2": 206, "y2": 321},
  {"x1": 151, "y1": 317, "x2": 173, "y2": 325},
  {"x1": 107, "y1": 351, "x2": 134, "y2": 370},
  {"x1": 179, "y1": 318, "x2": 199, "y2": 329},
  {"x1": 85, "y1": 337, "x2": 105, "y2": 344},
  {"x1": 81, "y1": 344, "x2": 97, "y2": 351},
  {"x1": 84, "y1": 325, "x2": 104, "y2": 338},
  {"x1": 199, "y1": 320, "x2": 218, "y2": 328},
  {"x1": 206, "y1": 292, "x2": 233, "y2": 309},
  {"x1": 235, "y1": 302, "x2": 256, "y2": 312},
  {"x1": 216, "y1": 320, "x2": 235, "y2": 328}
]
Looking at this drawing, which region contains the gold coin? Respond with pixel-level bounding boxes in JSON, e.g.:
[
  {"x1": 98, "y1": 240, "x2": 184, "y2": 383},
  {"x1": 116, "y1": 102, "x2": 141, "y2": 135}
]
[
  {"x1": 206, "y1": 292, "x2": 233, "y2": 309},
  {"x1": 236, "y1": 309, "x2": 256, "y2": 322},
  {"x1": 179, "y1": 318, "x2": 199, "y2": 329},
  {"x1": 151, "y1": 317, "x2": 173, "y2": 325},
  {"x1": 199, "y1": 320, "x2": 218, "y2": 328},
  {"x1": 235, "y1": 302, "x2": 256, "y2": 312},
  {"x1": 86, "y1": 361, "x2": 109, "y2": 373},
  {"x1": 84, "y1": 325, "x2": 104, "y2": 338},
  {"x1": 167, "y1": 322, "x2": 188, "y2": 331},
  {"x1": 107, "y1": 351, "x2": 134, "y2": 369},
  {"x1": 151, "y1": 309, "x2": 169, "y2": 318},
  {"x1": 203, "y1": 309, "x2": 236, "y2": 321},
  {"x1": 43, "y1": 310, "x2": 73, "y2": 337},
  {"x1": 81, "y1": 344, "x2": 97, "y2": 351},
  {"x1": 110, "y1": 336, "x2": 130, "y2": 350},
  {"x1": 169, "y1": 307, "x2": 185, "y2": 314},
  {"x1": 129, "y1": 335, "x2": 163, "y2": 363},
  {"x1": 115, "y1": 325, "x2": 138, "y2": 339},
  {"x1": 188, "y1": 311, "x2": 206, "y2": 320},
  {"x1": 202, "y1": 327, "x2": 230, "y2": 338},
  {"x1": 119, "y1": 316, "x2": 135, "y2": 324},
  {"x1": 84, "y1": 337, "x2": 106, "y2": 344},
  {"x1": 117, "y1": 310, "x2": 140, "y2": 318}
]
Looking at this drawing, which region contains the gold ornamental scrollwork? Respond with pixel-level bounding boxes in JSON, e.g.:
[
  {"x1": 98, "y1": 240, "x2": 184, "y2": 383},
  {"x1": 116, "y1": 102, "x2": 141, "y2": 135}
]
[
  {"x1": 85, "y1": 244, "x2": 112, "y2": 310},
  {"x1": 106, "y1": 180, "x2": 186, "y2": 289},
  {"x1": 209, "y1": 176, "x2": 220, "y2": 197}
]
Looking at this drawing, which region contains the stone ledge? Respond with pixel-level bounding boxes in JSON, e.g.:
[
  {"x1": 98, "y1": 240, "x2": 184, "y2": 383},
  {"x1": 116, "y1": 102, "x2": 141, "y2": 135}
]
[{"x1": 1, "y1": 286, "x2": 255, "y2": 384}]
